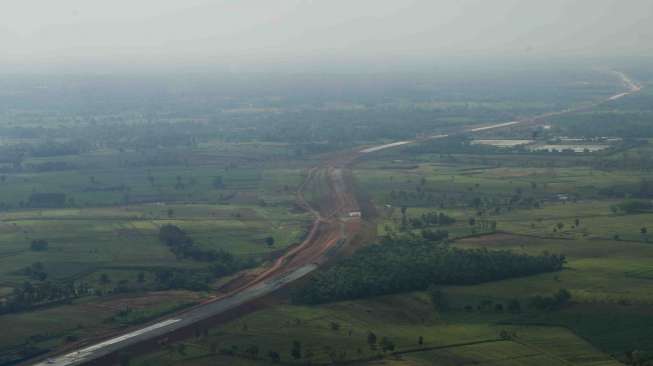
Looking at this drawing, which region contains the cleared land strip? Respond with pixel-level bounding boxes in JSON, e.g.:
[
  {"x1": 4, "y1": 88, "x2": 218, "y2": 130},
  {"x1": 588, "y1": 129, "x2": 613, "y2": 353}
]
[
  {"x1": 30, "y1": 70, "x2": 641, "y2": 366},
  {"x1": 34, "y1": 265, "x2": 317, "y2": 366}
]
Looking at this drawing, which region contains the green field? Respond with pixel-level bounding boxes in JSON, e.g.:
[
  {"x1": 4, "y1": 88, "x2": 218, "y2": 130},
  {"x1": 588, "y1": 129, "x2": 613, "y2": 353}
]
[
  {"x1": 0, "y1": 143, "x2": 315, "y2": 363},
  {"x1": 2, "y1": 67, "x2": 652, "y2": 365},
  {"x1": 131, "y1": 292, "x2": 621, "y2": 366},
  {"x1": 0, "y1": 290, "x2": 204, "y2": 364},
  {"x1": 355, "y1": 153, "x2": 653, "y2": 244},
  {"x1": 0, "y1": 142, "x2": 310, "y2": 283},
  {"x1": 354, "y1": 140, "x2": 653, "y2": 360},
  {"x1": 0, "y1": 203, "x2": 310, "y2": 286},
  {"x1": 131, "y1": 223, "x2": 653, "y2": 364},
  {"x1": 0, "y1": 148, "x2": 306, "y2": 209},
  {"x1": 130, "y1": 122, "x2": 653, "y2": 365}
]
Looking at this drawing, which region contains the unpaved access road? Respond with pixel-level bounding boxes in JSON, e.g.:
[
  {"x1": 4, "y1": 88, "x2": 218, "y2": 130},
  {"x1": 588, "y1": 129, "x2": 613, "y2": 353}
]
[
  {"x1": 33, "y1": 158, "x2": 361, "y2": 366},
  {"x1": 31, "y1": 70, "x2": 641, "y2": 366}
]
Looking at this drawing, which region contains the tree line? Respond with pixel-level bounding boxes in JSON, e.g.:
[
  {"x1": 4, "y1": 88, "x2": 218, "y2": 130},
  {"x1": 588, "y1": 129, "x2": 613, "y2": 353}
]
[
  {"x1": 159, "y1": 224, "x2": 238, "y2": 263},
  {"x1": 155, "y1": 224, "x2": 252, "y2": 290},
  {"x1": 0, "y1": 280, "x2": 88, "y2": 315},
  {"x1": 293, "y1": 236, "x2": 566, "y2": 304}
]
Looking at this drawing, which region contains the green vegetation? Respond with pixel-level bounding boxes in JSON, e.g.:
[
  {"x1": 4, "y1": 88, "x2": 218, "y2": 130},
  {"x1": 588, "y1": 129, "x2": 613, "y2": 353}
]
[
  {"x1": 0, "y1": 291, "x2": 204, "y2": 365},
  {"x1": 294, "y1": 236, "x2": 565, "y2": 304},
  {"x1": 0, "y1": 143, "x2": 309, "y2": 362},
  {"x1": 344, "y1": 113, "x2": 653, "y2": 363},
  {"x1": 2, "y1": 66, "x2": 652, "y2": 365},
  {"x1": 612, "y1": 199, "x2": 653, "y2": 214},
  {"x1": 131, "y1": 292, "x2": 621, "y2": 366}
]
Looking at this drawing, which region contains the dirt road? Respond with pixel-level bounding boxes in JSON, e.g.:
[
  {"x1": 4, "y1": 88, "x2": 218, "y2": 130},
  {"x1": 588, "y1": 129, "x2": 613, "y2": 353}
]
[
  {"x1": 33, "y1": 154, "x2": 361, "y2": 366},
  {"x1": 31, "y1": 70, "x2": 641, "y2": 366}
]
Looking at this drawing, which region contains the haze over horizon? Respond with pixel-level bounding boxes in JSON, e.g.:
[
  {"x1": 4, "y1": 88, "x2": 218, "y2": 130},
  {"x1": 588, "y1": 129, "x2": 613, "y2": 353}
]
[
  {"x1": 3, "y1": 2, "x2": 653, "y2": 366},
  {"x1": 1, "y1": 0, "x2": 652, "y2": 73}
]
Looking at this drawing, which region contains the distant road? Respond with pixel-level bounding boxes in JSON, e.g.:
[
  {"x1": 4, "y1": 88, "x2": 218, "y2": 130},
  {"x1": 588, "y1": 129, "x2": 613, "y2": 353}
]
[
  {"x1": 31, "y1": 70, "x2": 642, "y2": 366},
  {"x1": 360, "y1": 70, "x2": 641, "y2": 154},
  {"x1": 359, "y1": 140, "x2": 414, "y2": 153}
]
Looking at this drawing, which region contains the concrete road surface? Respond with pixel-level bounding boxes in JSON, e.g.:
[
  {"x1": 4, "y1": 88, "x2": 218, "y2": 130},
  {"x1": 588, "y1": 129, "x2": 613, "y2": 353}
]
[
  {"x1": 31, "y1": 69, "x2": 641, "y2": 366},
  {"x1": 34, "y1": 265, "x2": 316, "y2": 366}
]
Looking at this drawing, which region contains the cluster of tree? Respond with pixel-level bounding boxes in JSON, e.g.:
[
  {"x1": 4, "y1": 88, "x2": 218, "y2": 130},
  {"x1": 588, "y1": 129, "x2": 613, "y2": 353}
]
[
  {"x1": 599, "y1": 179, "x2": 653, "y2": 199},
  {"x1": 21, "y1": 262, "x2": 47, "y2": 281},
  {"x1": 212, "y1": 176, "x2": 225, "y2": 189},
  {"x1": 468, "y1": 218, "x2": 498, "y2": 232},
  {"x1": 1, "y1": 69, "x2": 589, "y2": 148},
  {"x1": 82, "y1": 184, "x2": 129, "y2": 192},
  {"x1": 2, "y1": 267, "x2": 175, "y2": 314},
  {"x1": 154, "y1": 225, "x2": 252, "y2": 290},
  {"x1": 158, "y1": 225, "x2": 194, "y2": 255},
  {"x1": 611, "y1": 199, "x2": 653, "y2": 214},
  {"x1": 420, "y1": 229, "x2": 449, "y2": 242},
  {"x1": 460, "y1": 298, "x2": 522, "y2": 313},
  {"x1": 365, "y1": 332, "x2": 396, "y2": 353},
  {"x1": 114, "y1": 127, "x2": 196, "y2": 150},
  {"x1": 29, "y1": 141, "x2": 92, "y2": 157},
  {"x1": 389, "y1": 189, "x2": 444, "y2": 207},
  {"x1": 398, "y1": 208, "x2": 456, "y2": 231},
  {"x1": 552, "y1": 110, "x2": 653, "y2": 139},
  {"x1": 389, "y1": 187, "x2": 542, "y2": 214},
  {"x1": 158, "y1": 224, "x2": 237, "y2": 263},
  {"x1": 504, "y1": 191, "x2": 543, "y2": 210},
  {"x1": 254, "y1": 108, "x2": 500, "y2": 146},
  {"x1": 30, "y1": 239, "x2": 49, "y2": 251},
  {"x1": 27, "y1": 193, "x2": 67, "y2": 208},
  {"x1": 152, "y1": 268, "x2": 214, "y2": 291},
  {"x1": 153, "y1": 265, "x2": 232, "y2": 291},
  {"x1": 293, "y1": 237, "x2": 566, "y2": 304},
  {"x1": 413, "y1": 211, "x2": 456, "y2": 227},
  {"x1": 530, "y1": 289, "x2": 572, "y2": 310},
  {"x1": 108, "y1": 302, "x2": 194, "y2": 327},
  {"x1": 26, "y1": 161, "x2": 75, "y2": 172},
  {"x1": 208, "y1": 335, "x2": 397, "y2": 364},
  {"x1": 0, "y1": 343, "x2": 49, "y2": 366},
  {"x1": 0, "y1": 280, "x2": 89, "y2": 314},
  {"x1": 428, "y1": 285, "x2": 448, "y2": 311}
]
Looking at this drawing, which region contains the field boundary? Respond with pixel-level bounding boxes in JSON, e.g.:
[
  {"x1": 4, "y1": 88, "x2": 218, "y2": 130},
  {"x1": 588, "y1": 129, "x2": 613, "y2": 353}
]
[{"x1": 392, "y1": 338, "x2": 504, "y2": 356}]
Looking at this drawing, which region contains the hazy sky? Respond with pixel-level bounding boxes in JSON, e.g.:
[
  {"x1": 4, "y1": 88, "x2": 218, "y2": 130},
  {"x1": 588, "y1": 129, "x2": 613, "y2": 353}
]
[{"x1": 1, "y1": 0, "x2": 652, "y2": 72}]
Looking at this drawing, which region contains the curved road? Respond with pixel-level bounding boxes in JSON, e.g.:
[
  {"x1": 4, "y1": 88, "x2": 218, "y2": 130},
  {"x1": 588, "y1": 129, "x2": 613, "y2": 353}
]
[{"x1": 33, "y1": 70, "x2": 641, "y2": 366}]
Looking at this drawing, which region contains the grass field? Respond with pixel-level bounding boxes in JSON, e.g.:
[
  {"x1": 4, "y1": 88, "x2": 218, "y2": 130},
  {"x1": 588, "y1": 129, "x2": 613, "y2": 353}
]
[
  {"x1": 450, "y1": 233, "x2": 653, "y2": 359},
  {"x1": 0, "y1": 161, "x2": 303, "y2": 209},
  {"x1": 127, "y1": 135, "x2": 653, "y2": 366},
  {"x1": 0, "y1": 203, "x2": 310, "y2": 287},
  {"x1": 356, "y1": 147, "x2": 653, "y2": 243},
  {"x1": 0, "y1": 143, "x2": 311, "y2": 285},
  {"x1": 0, "y1": 198, "x2": 309, "y2": 363},
  {"x1": 403, "y1": 326, "x2": 621, "y2": 366},
  {"x1": 0, "y1": 64, "x2": 643, "y2": 365},
  {"x1": 0, "y1": 290, "x2": 204, "y2": 364},
  {"x1": 347, "y1": 144, "x2": 653, "y2": 364},
  {"x1": 0, "y1": 143, "x2": 315, "y2": 363},
  {"x1": 129, "y1": 226, "x2": 651, "y2": 365},
  {"x1": 131, "y1": 292, "x2": 621, "y2": 366}
]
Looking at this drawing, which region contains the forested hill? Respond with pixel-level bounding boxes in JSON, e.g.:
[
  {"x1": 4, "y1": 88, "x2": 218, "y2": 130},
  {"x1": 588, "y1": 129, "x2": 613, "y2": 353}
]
[{"x1": 294, "y1": 237, "x2": 566, "y2": 304}]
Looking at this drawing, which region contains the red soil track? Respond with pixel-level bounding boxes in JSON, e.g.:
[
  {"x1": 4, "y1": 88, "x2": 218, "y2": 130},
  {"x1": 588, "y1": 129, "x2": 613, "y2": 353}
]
[
  {"x1": 249, "y1": 155, "x2": 362, "y2": 278},
  {"x1": 204, "y1": 155, "x2": 362, "y2": 301},
  {"x1": 28, "y1": 151, "x2": 363, "y2": 366},
  {"x1": 30, "y1": 69, "x2": 640, "y2": 366}
]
